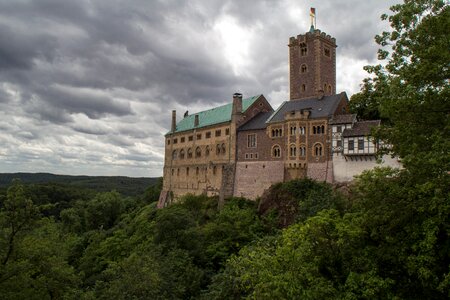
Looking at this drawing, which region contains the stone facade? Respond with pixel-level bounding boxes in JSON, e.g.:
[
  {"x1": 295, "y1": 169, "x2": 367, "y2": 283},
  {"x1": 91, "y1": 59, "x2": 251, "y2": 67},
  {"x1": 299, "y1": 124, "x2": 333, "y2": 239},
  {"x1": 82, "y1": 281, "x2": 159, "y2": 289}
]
[{"x1": 289, "y1": 28, "x2": 336, "y2": 100}]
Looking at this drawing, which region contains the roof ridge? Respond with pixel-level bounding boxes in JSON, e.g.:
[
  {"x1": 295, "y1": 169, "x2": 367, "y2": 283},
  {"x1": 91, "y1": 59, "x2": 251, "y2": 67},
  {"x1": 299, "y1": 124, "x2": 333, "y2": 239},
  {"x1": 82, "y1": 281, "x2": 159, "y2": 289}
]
[{"x1": 185, "y1": 94, "x2": 261, "y2": 116}]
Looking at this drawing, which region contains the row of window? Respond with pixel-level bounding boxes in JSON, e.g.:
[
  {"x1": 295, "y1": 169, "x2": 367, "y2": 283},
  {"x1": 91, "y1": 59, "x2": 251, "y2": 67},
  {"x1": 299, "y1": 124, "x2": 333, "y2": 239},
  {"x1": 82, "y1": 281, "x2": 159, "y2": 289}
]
[
  {"x1": 348, "y1": 139, "x2": 365, "y2": 151},
  {"x1": 272, "y1": 143, "x2": 323, "y2": 158},
  {"x1": 289, "y1": 125, "x2": 325, "y2": 135},
  {"x1": 172, "y1": 144, "x2": 227, "y2": 160},
  {"x1": 244, "y1": 153, "x2": 258, "y2": 159},
  {"x1": 168, "y1": 128, "x2": 230, "y2": 145},
  {"x1": 299, "y1": 83, "x2": 332, "y2": 94},
  {"x1": 270, "y1": 125, "x2": 326, "y2": 138}
]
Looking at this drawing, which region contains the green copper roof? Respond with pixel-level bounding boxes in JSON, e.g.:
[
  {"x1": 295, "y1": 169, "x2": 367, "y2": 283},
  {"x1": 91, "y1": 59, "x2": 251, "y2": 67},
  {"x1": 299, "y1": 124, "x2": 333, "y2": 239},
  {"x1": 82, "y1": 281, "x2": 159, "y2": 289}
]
[{"x1": 168, "y1": 95, "x2": 261, "y2": 134}]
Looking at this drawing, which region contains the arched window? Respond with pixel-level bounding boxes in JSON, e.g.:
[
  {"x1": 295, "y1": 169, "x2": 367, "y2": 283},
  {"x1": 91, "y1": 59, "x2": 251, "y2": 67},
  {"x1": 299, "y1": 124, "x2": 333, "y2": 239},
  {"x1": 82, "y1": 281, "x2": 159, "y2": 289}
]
[
  {"x1": 302, "y1": 84, "x2": 306, "y2": 92},
  {"x1": 324, "y1": 83, "x2": 327, "y2": 92},
  {"x1": 299, "y1": 127, "x2": 305, "y2": 135},
  {"x1": 272, "y1": 145, "x2": 281, "y2": 158},
  {"x1": 328, "y1": 84, "x2": 332, "y2": 93},
  {"x1": 221, "y1": 143, "x2": 226, "y2": 155},
  {"x1": 321, "y1": 125, "x2": 325, "y2": 134},
  {"x1": 314, "y1": 143, "x2": 323, "y2": 157},
  {"x1": 301, "y1": 64, "x2": 307, "y2": 73},
  {"x1": 172, "y1": 150, "x2": 177, "y2": 160},
  {"x1": 187, "y1": 148, "x2": 193, "y2": 158},
  {"x1": 213, "y1": 166, "x2": 217, "y2": 175},
  {"x1": 205, "y1": 146, "x2": 210, "y2": 157},
  {"x1": 313, "y1": 126, "x2": 317, "y2": 134},
  {"x1": 290, "y1": 126, "x2": 296, "y2": 135},
  {"x1": 195, "y1": 147, "x2": 201, "y2": 158},
  {"x1": 179, "y1": 149, "x2": 185, "y2": 159},
  {"x1": 196, "y1": 167, "x2": 199, "y2": 175},
  {"x1": 299, "y1": 145, "x2": 306, "y2": 156},
  {"x1": 290, "y1": 144, "x2": 296, "y2": 157},
  {"x1": 186, "y1": 167, "x2": 190, "y2": 175},
  {"x1": 216, "y1": 144, "x2": 221, "y2": 155}
]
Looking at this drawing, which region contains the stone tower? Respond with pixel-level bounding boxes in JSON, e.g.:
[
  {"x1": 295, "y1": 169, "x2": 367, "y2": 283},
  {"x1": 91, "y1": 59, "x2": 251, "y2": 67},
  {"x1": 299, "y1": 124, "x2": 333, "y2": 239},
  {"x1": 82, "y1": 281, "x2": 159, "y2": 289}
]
[{"x1": 288, "y1": 26, "x2": 337, "y2": 100}]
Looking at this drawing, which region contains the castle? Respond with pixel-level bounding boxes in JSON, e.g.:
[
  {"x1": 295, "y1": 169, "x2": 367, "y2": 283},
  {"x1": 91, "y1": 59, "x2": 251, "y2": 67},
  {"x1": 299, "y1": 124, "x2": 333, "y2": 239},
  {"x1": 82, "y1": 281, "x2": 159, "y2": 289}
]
[{"x1": 158, "y1": 21, "x2": 400, "y2": 207}]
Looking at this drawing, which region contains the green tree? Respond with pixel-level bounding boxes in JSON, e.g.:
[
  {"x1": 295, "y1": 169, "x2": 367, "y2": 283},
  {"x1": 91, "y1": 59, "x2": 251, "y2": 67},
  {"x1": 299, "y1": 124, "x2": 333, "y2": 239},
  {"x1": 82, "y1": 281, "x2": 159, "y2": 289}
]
[
  {"x1": 0, "y1": 180, "x2": 39, "y2": 266},
  {"x1": 353, "y1": 0, "x2": 449, "y2": 180}
]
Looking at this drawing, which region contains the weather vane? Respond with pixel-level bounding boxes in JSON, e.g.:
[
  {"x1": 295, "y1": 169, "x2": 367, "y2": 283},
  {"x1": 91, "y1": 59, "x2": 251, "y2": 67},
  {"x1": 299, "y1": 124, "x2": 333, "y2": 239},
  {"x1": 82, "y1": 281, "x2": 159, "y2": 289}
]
[{"x1": 310, "y1": 7, "x2": 316, "y2": 29}]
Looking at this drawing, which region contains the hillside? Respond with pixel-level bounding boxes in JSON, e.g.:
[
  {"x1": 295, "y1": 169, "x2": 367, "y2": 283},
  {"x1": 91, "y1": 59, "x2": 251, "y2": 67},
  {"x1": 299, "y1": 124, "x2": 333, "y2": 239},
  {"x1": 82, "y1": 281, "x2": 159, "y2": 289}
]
[{"x1": 0, "y1": 172, "x2": 159, "y2": 197}]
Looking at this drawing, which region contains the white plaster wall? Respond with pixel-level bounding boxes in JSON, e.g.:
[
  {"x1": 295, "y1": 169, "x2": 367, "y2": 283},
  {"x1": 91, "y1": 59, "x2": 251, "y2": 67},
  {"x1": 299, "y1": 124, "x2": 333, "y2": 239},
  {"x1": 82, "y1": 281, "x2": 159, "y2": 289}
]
[{"x1": 333, "y1": 154, "x2": 402, "y2": 182}]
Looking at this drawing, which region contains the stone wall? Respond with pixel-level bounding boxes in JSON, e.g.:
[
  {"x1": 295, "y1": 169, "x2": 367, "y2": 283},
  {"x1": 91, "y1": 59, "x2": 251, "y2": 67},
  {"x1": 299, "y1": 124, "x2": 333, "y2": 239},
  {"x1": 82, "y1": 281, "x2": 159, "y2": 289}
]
[
  {"x1": 234, "y1": 161, "x2": 284, "y2": 200},
  {"x1": 307, "y1": 160, "x2": 333, "y2": 182}
]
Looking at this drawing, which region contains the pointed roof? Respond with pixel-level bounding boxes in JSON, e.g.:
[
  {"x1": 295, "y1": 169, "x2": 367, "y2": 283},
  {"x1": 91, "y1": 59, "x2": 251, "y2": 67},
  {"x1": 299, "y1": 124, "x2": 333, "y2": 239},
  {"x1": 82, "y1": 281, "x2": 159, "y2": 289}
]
[
  {"x1": 329, "y1": 114, "x2": 357, "y2": 125},
  {"x1": 168, "y1": 95, "x2": 261, "y2": 134}
]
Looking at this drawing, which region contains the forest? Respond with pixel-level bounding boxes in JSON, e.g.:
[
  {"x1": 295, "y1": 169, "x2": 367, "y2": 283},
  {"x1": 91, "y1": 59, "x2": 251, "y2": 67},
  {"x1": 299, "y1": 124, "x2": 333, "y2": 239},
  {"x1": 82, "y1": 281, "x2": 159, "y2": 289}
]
[{"x1": 0, "y1": 1, "x2": 448, "y2": 299}]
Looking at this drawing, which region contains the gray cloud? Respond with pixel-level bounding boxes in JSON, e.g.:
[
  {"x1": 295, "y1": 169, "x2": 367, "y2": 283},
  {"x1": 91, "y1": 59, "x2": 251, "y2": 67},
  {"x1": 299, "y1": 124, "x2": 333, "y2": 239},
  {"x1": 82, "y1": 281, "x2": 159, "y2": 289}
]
[{"x1": 0, "y1": 0, "x2": 400, "y2": 177}]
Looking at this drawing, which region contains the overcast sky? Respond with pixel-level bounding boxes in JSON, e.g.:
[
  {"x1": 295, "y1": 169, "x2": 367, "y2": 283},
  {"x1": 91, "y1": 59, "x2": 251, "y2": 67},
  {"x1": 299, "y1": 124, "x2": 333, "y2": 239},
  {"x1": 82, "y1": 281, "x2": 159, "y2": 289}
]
[{"x1": 0, "y1": 0, "x2": 399, "y2": 177}]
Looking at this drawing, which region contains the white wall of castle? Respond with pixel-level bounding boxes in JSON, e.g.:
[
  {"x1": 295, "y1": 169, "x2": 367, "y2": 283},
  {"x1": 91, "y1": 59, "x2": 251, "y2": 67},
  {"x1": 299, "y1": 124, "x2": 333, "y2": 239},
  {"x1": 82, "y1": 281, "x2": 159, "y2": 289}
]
[{"x1": 332, "y1": 153, "x2": 402, "y2": 182}]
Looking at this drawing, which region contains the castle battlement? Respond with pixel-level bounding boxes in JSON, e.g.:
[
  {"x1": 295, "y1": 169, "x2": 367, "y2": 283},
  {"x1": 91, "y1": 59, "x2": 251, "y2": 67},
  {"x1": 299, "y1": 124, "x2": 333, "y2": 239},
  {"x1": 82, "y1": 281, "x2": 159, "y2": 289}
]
[{"x1": 289, "y1": 29, "x2": 336, "y2": 47}]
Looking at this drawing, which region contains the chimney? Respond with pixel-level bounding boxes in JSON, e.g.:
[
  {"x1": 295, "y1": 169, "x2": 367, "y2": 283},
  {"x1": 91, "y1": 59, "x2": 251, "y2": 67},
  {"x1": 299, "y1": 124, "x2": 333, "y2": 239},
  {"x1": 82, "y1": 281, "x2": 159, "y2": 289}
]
[
  {"x1": 171, "y1": 110, "x2": 176, "y2": 132},
  {"x1": 232, "y1": 93, "x2": 243, "y2": 115},
  {"x1": 194, "y1": 114, "x2": 199, "y2": 127},
  {"x1": 317, "y1": 89, "x2": 324, "y2": 100}
]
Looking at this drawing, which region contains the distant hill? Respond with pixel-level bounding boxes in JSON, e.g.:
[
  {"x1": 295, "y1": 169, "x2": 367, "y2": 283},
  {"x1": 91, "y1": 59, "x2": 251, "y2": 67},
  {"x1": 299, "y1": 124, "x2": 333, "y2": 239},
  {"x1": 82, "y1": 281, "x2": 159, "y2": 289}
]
[{"x1": 0, "y1": 172, "x2": 159, "y2": 197}]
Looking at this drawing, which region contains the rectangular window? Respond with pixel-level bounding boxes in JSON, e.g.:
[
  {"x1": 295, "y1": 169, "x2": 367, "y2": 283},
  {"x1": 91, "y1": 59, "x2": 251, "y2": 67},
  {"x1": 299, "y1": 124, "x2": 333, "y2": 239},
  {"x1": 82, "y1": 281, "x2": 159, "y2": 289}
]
[
  {"x1": 247, "y1": 134, "x2": 257, "y2": 148},
  {"x1": 196, "y1": 134, "x2": 201, "y2": 140},
  {"x1": 180, "y1": 137, "x2": 185, "y2": 143},
  {"x1": 173, "y1": 138, "x2": 178, "y2": 144},
  {"x1": 348, "y1": 140, "x2": 354, "y2": 151},
  {"x1": 358, "y1": 139, "x2": 364, "y2": 150},
  {"x1": 215, "y1": 130, "x2": 221, "y2": 137},
  {"x1": 324, "y1": 47, "x2": 331, "y2": 57},
  {"x1": 255, "y1": 153, "x2": 258, "y2": 159},
  {"x1": 188, "y1": 135, "x2": 193, "y2": 141},
  {"x1": 167, "y1": 139, "x2": 170, "y2": 145},
  {"x1": 337, "y1": 126, "x2": 342, "y2": 133},
  {"x1": 206, "y1": 132, "x2": 211, "y2": 138},
  {"x1": 337, "y1": 140, "x2": 342, "y2": 147},
  {"x1": 225, "y1": 128, "x2": 230, "y2": 135},
  {"x1": 245, "y1": 153, "x2": 249, "y2": 159}
]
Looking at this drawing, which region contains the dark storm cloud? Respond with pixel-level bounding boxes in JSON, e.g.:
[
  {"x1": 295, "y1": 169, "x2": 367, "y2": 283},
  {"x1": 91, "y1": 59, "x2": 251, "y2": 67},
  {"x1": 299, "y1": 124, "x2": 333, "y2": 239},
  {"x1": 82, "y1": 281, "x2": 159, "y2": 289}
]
[
  {"x1": 0, "y1": 25, "x2": 58, "y2": 70},
  {"x1": 41, "y1": 84, "x2": 133, "y2": 118}
]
